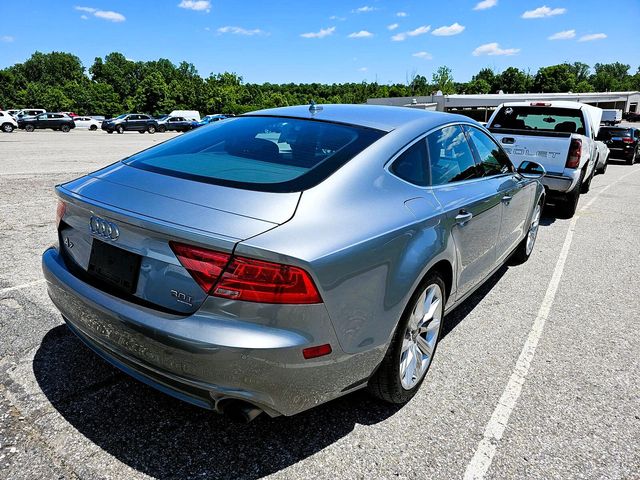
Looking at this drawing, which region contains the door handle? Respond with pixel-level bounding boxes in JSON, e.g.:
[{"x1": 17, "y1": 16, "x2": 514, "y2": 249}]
[
  {"x1": 501, "y1": 195, "x2": 513, "y2": 205},
  {"x1": 455, "y1": 210, "x2": 473, "y2": 226}
]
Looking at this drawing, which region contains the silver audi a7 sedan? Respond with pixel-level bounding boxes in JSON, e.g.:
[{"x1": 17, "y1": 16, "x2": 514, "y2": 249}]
[{"x1": 43, "y1": 104, "x2": 545, "y2": 421}]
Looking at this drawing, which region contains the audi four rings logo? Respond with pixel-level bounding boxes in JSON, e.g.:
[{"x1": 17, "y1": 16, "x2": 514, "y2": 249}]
[{"x1": 90, "y1": 216, "x2": 120, "y2": 240}]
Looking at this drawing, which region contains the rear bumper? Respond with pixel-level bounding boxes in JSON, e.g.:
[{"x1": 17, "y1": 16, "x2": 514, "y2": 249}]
[
  {"x1": 541, "y1": 169, "x2": 581, "y2": 195},
  {"x1": 42, "y1": 247, "x2": 378, "y2": 416}
]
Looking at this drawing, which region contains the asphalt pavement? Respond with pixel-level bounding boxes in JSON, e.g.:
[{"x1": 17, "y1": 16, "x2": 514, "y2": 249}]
[{"x1": 0, "y1": 128, "x2": 638, "y2": 479}]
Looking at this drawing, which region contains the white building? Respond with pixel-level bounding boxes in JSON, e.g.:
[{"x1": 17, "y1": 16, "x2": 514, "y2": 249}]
[{"x1": 367, "y1": 91, "x2": 640, "y2": 122}]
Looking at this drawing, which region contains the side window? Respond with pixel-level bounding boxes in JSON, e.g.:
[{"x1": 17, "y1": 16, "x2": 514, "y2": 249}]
[
  {"x1": 427, "y1": 125, "x2": 479, "y2": 185},
  {"x1": 466, "y1": 127, "x2": 514, "y2": 176},
  {"x1": 390, "y1": 139, "x2": 429, "y2": 186}
]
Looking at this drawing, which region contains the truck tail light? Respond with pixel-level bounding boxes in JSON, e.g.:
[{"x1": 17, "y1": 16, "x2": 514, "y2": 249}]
[
  {"x1": 171, "y1": 242, "x2": 322, "y2": 304},
  {"x1": 565, "y1": 139, "x2": 582, "y2": 168},
  {"x1": 530, "y1": 102, "x2": 551, "y2": 107}
]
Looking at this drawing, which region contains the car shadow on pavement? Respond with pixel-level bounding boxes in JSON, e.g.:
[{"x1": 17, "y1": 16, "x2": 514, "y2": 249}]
[{"x1": 32, "y1": 325, "x2": 402, "y2": 479}]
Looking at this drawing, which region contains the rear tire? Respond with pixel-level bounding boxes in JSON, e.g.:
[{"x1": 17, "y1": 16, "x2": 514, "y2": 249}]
[
  {"x1": 89, "y1": 125, "x2": 97, "y2": 131},
  {"x1": 558, "y1": 180, "x2": 581, "y2": 219},
  {"x1": 138, "y1": 130, "x2": 145, "y2": 134},
  {"x1": 116, "y1": 125, "x2": 124, "y2": 134},
  {"x1": 580, "y1": 165, "x2": 593, "y2": 194},
  {"x1": 1, "y1": 123, "x2": 14, "y2": 133},
  {"x1": 368, "y1": 272, "x2": 445, "y2": 404},
  {"x1": 107, "y1": 130, "x2": 113, "y2": 134},
  {"x1": 157, "y1": 125, "x2": 166, "y2": 133},
  {"x1": 147, "y1": 125, "x2": 156, "y2": 134},
  {"x1": 61, "y1": 125, "x2": 70, "y2": 133},
  {"x1": 25, "y1": 124, "x2": 35, "y2": 132}
]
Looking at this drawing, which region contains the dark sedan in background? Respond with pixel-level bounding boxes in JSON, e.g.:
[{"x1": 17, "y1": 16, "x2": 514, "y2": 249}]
[
  {"x1": 597, "y1": 126, "x2": 639, "y2": 164},
  {"x1": 18, "y1": 113, "x2": 76, "y2": 132},
  {"x1": 101, "y1": 114, "x2": 159, "y2": 134}
]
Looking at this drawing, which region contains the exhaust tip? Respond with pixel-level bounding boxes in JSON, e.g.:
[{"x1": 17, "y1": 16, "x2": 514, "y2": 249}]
[{"x1": 220, "y1": 400, "x2": 263, "y2": 423}]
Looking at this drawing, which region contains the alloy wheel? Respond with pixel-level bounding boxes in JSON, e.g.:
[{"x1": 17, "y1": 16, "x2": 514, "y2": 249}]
[
  {"x1": 399, "y1": 283, "x2": 443, "y2": 390},
  {"x1": 526, "y1": 203, "x2": 542, "y2": 255}
]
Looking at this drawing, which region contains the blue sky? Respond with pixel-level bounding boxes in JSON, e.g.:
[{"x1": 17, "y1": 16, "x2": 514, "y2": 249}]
[{"x1": 1, "y1": 0, "x2": 638, "y2": 84}]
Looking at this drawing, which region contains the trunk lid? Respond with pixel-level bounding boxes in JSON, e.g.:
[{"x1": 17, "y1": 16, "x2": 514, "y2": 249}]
[{"x1": 57, "y1": 163, "x2": 300, "y2": 314}]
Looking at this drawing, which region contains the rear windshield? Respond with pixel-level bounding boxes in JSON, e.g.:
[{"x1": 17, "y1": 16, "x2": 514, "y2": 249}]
[
  {"x1": 598, "y1": 128, "x2": 631, "y2": 139},
  {"x1": 491, "y1": 106, "x2": 586, "y2": 135},
  {"x1": 125, "y1": 116, "x2": 384, "y2": 192}
]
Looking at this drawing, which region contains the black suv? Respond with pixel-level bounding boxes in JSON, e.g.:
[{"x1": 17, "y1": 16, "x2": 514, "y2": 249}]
[
  {"x1": 597, "y1": 126, "x2": 639, "y2": 164},
  {"x1": 18, "y1": 113, "x2": 76, "y2": 132},
  {"x1": 102, "y1": 114, "x2": 159, "y2": 134}
]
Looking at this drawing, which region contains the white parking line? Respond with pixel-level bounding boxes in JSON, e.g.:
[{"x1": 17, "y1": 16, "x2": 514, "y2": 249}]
[
  {"x1": 0, "y1": 279, "x2": 45, "y2": 295},
  {"x1": 463, "y1": 168, "x2": 640, "y2": 480}
]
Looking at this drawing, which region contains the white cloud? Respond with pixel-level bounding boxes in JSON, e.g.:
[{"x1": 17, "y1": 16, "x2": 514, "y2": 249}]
[
  {"x1": 387, "y1": 23, "x2": 399, "y2": 31},
  {"x1": 579, "y1": 33, "x2": 607, "y2": 42},
  {"x1": 93, "y1": 10, "x2": 126, "y2": 22},
  {"x1": 474, "y1": 0, "x2": 498, "y2": 10},
  {"x1": 178, "y1": 0, "x2": 211, "y2": 12},
  {"x1": 353, "y1": 6, "x2": 376, "y2": 13},
  {"x1": 392, "y1": 25, "x2": 431, "y2": 41},
  {"x1": 300, "y1": 26, "x2": 336, "y2": 39},
  {"x1": 74, "y1": 6, "x2": 125, "y2": 22},
  {"x1": 412, "y1": 51, "x2": 433, "y2": 60},
  {"x1": 329, "y1": 15, "x2": 346, "y2": 21},
  {"x1": 522, "y1": 5, "x2": 567, "y2": 18},
  {"x1": 358, "y1": 67, "x2": 368, "y2": 72},
  {"x1": 548, "y1": 29, "x2": 575, "y2": 40},
  {"x1": 217, "y1": 26, "x2": 266, "y2": 36},
  {"x1": 348, "y1": 30, "x2": 374, "y2": 38},
  {"x1": 396, "y1": 11, "x2": 408, "y2": 17},
  {"x1": 472, "y1": 42, "x2": 520, "y2": 56},
  {"x1": 1, "y1": 35, "x2": 14, "y2": 42},
  {"x1": 432, "y1": 22, "x2": 465, "y2": 36}
]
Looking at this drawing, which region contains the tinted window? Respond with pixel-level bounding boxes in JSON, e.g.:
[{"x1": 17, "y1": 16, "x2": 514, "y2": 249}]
[
  {"x1": 126, "y1": 116, "x2": 384, "y2": 193},
  {"x1": 598, "y1": 128, "x2": 632, "y2": 140},
  {"x1": 466, "y1": 127, "x2": 514, "y2": 176},
  {"x1": 427, "y1": 125, "x2": 479, "y2": 185},
  {"x1": 491, "y1": 106, "x2": 586, "y2": 135},
  {"x1": 390, "y1": 140, "x2": 429, "y2": 186}
]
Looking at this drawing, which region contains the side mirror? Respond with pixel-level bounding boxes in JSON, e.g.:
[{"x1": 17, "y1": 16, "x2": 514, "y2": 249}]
[{"x1": 517, "y1": 160, "x2": 546, "y2": 178}]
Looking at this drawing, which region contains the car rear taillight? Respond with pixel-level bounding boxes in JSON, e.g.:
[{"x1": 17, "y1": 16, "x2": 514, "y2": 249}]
[
  {"x1": 56, "y1": 200, "x2": 66, "y2": 228},
  {"x1": 213, "y1": 256, "x2": 322, "y2": 304},
  {"x1": 566, "y1": 138, "x2": 582, "y2": 168},
  {"x1": 170, "y1": 242, "x2": 322, "y2": 304},
  {"x1": 622, "y1": 137, "x2": 634, "y2": 144},
  {"x1": 169, "y1": 242, "x2": 231, "y2": 293}
]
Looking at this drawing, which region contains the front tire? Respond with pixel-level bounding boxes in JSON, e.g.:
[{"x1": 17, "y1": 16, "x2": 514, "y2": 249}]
[
  {"x1": 116, "y1": 125, "x2": 124, "y2": 134},
  {"x1": 157, "y1": 125, "x2": 166, "y2": 133},
  {"x1": 147, "y1": 125, "x2": 156, "y2": 134},
  {"x1": 510, "y1": 199, "x2": 542, "y2": 265},
  {"x1": 61, "y1": 125, "x2": 70, "y2": 133},
  {"x1": 89, "y1": 125, "x2": 97, "y2": 131},
  {"x1": 368, "y1": 272, "x2": 445, "y2": 404}
]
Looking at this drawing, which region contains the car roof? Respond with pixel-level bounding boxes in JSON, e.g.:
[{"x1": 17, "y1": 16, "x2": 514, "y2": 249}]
[
  {"x1": 498, "y1": 101, "x2": 588, "y2": 110},
  {"x1": 244, "y1": 104, "x2": 476, "y2": 132}
]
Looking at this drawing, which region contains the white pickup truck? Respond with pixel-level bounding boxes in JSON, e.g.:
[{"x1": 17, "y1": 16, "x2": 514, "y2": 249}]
[{"x1": 487, "y1": 101, "x2": 602, "y2": 217}]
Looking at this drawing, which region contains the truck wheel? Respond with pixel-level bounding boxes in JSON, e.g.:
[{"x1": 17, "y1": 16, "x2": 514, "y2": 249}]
[
  {"x1": 580, "y1": 165, "x2": 593, "y2": 194},
  {"x1": 25, "y1": 125, "x2": 35, "y2": 132},
  {"x1": 116, "y1": 125, "x2": 124, "y2": 134},
  {"x1": 368, "y1": 271, "x2": 445, "y2": 404},
  {"x1": 597, "y1": 156, "x2": 608, "y2": 175},
  {"x1": 157, "y1": 125, "x2": 166, "y2": 133},
  {"x1": 147, "y1": 125, "x2": 156, "y2": 134},
  {"x1": 61, "y1": 125, "x2": 70, "y2": 133},
  {"x1": 558, "y1": 180, "x2": 582, "y2": 219},
  {"x1": 1, "y1": 123, "x2": 14, "y2": 133}
]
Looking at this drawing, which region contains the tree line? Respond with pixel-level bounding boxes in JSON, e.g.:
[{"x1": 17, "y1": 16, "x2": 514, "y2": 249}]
[{"x1": 1, "y1": 51, "x2": 638, "y2": 117}]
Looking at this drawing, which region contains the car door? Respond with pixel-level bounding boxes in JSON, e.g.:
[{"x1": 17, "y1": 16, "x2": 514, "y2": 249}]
[
  {"x1": 125, "y1": 114, "x2": 140, "y2": 131},
  {"x1": 427, "y1": 125, "x2": 503, "y2": 300},
  {"x1": 465, "y1": 126, "x2": 536, "y2": 263}
]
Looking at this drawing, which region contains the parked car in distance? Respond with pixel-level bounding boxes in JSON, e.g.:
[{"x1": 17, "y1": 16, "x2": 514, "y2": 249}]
[
  {"x1": 594, "y1": 140, "x2": 610, "y2": 174},
  {"x1": 43, "y1": 104, "x2": 546, "y2": 421},
  {"x1": 601, "y1": 109, "x2": 622, "y2": 126},
  {"x1": 156, "y1": 115, "x2": 193, "y2": 132},
  {"x1": 61, "y1": 111, "x2": 79, "y2": 118},
  {"x1": 623, "y1": 111, "x2": 640, "y2": 122},
  {"x1": 73, "y1": 116, "x2": 102, "y2": 131},
  {"x1": 488, "y1": 101, "x2": 601, "y2": 218},
  {"x1": 101, "y1": 114, "x2": 158, "y2": 134},
  {"x1": 168, "y1": 110, "x2": 200, "y2": 122},
  {"x1": 597, "y1": 126, "x2": 639, "y2": 164},
  {"x1": 0, "y1": 110, "x2": 19, "y2": 132},
  {"x1": 6, "y1": 109, "x2": 22, "y2": 118},
  {"x1": 16, "y1": 108, "x2": 46, "y2": 119},
  {"x1": 18, "y1": 112, "x2": 75, "y2": 132},
  {"x1": 191, "y1": 114, "x2": 228, "y2": 129}
]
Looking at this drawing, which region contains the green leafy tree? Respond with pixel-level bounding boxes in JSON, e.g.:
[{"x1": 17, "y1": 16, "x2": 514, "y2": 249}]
[
  {"x1": 498, "y1": 67, "x2": 531, "y2": 93},
  {"x1": 432, "y1": 66, "x2": 455, "y2": 94},
  {"x1": 466, "y1": 78, "x2": 491, "y2": 94},
  {"x1": 533, "y1": 64, "x2": 576, "y2": 93}
]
